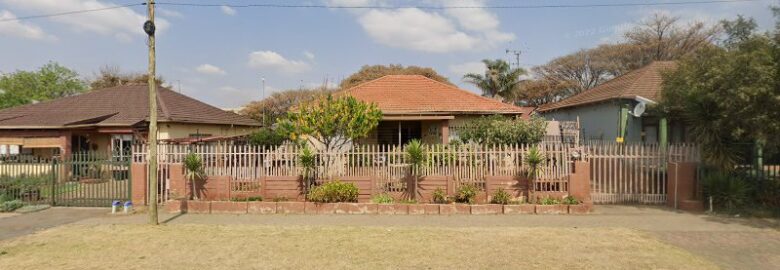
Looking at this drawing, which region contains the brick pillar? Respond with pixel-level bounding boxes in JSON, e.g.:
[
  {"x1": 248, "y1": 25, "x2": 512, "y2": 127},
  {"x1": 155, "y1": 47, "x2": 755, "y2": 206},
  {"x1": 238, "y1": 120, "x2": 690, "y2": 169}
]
[
  {"x1": 440, "y1": 120, "x2": 450, "y2": 144},
  {"x1": 168, "y1": 163, "x2": 187, "y2": 200},
  {"x1": 131, "y1": 163, "x2": 148, "y2": 205},
  {"x1": 667, "y1": 162, "x2": 702, "y2": 211},
  {"x1": 568, "y1": 161, "x2": 592, "y2": 203}
]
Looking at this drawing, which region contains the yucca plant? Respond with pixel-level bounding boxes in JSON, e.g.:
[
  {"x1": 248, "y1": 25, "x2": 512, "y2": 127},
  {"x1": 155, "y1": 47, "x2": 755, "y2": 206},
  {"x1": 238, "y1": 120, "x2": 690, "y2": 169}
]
[
  {"x1": 299, "y1": 144, "x2": 316, "y2": 191},
  {"x1": 524, "y1": 145, "x2": 545, "y2": 203},
  {"x1": 183, "y1": 153, "x2": 205, "y2": 200},
  {"x1": 405, "y1": 140, "x2": 426, "y2": 201}
]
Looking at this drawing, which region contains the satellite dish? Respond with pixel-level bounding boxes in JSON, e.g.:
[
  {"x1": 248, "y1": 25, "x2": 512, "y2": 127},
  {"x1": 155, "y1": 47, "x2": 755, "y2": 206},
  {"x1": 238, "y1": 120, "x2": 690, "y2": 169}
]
[{"x1": 631, "y1": 102, "x2": 646, "y2": 117}]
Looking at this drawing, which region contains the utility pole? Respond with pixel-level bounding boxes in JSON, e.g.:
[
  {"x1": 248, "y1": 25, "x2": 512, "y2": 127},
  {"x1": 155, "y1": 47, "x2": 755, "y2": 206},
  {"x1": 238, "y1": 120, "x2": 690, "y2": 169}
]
[
  {"x1": 261, "y1": 76, "x2": 266, "y2": 127},
  {"x1": 144, "y1": 0, "x2": 159, "y2": 225}
]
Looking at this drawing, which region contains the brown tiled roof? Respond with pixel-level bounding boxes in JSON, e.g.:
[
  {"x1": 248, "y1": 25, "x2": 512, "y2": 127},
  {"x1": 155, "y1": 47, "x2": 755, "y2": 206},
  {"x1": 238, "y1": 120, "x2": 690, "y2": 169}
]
[
  {"x1": 336, "y1": 75, "x2": 533, "y2": 116},
  {"x1": 537, "y1": 61, "x2": 677, "y2": 112},
  {"x1": 0, "y1": 84, "x2": 260, "y2": 129}
]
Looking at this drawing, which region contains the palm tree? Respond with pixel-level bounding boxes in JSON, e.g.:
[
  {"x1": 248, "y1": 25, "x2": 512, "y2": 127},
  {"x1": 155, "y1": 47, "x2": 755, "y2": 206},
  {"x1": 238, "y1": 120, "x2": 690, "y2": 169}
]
[{"x1": 463, "y1": 59, "x2": 526, "y2": 101}]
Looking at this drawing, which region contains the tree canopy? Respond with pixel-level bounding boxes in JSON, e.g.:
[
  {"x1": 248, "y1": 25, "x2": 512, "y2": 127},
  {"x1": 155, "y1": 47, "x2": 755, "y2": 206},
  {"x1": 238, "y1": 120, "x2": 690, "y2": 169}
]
[
  {"x1": 463, "y1": 59, "x2": 526, "y2": 101},
  {"x1": 278, "y1": 95, "x2": 382, "y2": 152},
  {"x1": 240, "y1": 87, "x2": 334, "y2": 124},
  {"x1": 514, "y1": 13, "x2": 719, "y2": 107},
  {"x1": 660, "y1": 14, "x2": 779, "y2": 169},
  {"x1": 0, "y1": 62, "x2": 87, "y2": 109},
  {"x1": 89, "y1": 65, "x2": 165, "y2": 89},
  {"x1": 339, "y1": 64, "x2": 452, "y2": 89},
  {"x1": 458, "y1": 115, "x2": 547, "y2": 145}
]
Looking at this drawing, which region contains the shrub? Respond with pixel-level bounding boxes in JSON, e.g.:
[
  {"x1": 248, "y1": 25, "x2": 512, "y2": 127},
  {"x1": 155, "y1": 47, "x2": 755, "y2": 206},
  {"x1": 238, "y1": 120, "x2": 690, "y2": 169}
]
[
  {"x1": 232, "y1": 196, "x2": 263, "y2": 202},
  {"x1": 432, "y1": 187, "x2": 448, "y2": 204},
  {"x1": 307, "y1": 181, "x2": 359, "y2": 203},
  {"x1": 538, "y1": 196, "x2": 561, "y2": 205},
  {"x1": 490, "y1": 188, "x2": 512, "y2": 205},
  {"x1": 458, "y1": 115, "x2": 547, "y2": 145},
  {"x1": 562, "y1": 195, "x2": 579, "y2": 205},
  {"x1": 371, "y1": 193, "x2": 394, "y2": 204},
  {"x1": 702, "y1": 172, "x2": 750, "y2": 210},
  {"x1": 0, "y1": 200, "x2": 23, "y2": 212},
  {"x1": 455, "y1": 184, "x2": 479, "y2": 204},
  {"x1": 248, "y1": 127, "x2": 287, "y2": 146}
]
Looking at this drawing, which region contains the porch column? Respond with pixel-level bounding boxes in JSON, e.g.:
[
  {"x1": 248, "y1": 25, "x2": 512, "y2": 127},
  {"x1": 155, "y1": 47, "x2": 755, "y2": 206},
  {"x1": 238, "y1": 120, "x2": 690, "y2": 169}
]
[
  {"x1": 440, "y1": 120, "x2": 450, "y2": 144},
  {"x1": 659, "y1": 117, "x2": 668, "y2": 153},
  {"x1": 58, "y1": 131, "x2": 72, "y2": 157},
  {"x1": 618, "y1": 105, "x2": 628, "y2": 143}
]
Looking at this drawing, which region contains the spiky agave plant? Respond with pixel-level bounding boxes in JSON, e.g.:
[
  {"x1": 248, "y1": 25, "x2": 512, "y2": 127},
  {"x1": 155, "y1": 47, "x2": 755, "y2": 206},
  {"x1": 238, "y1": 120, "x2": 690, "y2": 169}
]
[
  {"x1": 405, "y1": 140, "x2": 426, "y2": 201},
  {"x1": 183, "y1": 153, "x2": 205, "y2": 200},
  {"x1": 524, "y1": 145, "x2": 545, "y2": 203}
]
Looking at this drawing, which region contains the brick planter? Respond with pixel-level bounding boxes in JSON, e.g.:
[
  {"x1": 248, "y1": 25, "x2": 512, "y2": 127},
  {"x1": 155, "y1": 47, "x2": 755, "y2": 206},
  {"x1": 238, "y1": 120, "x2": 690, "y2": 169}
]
[
  {"x1": 470, "y1": 204, "x2": 503, "y2": 215},
  {"x1": 535, "y1": 205, "x2": 568, "y2": 215},
  {"x1": 503, "y1": 204, "x2": 535, "y2": 214},
  {"x1": 210, "y1": 201, "x2": 248, "y2": 214},
  {"x1": 408, "y1": 204, "x2": 439, "y2": 215},
  {"x1": 377, "y1": 204, "x2": 409, "y2": 215},
  {"x1": 333, "y1": 203, "x2": 378, "y2": 215},
  {"x1": 439, "y1": 204, "x2": 470, "y2": 215},
  {"x1": 187, "y1": 201, "x2": 211, "y2": 214},
  {"x1": 567, "y1": 204, "x2": 592, "y2": 214},
  {"x1": 247, "y1": 202, "x2": 277, "y2": 214},
  {"x1": 304, "y1": 202, "x2": 337, "y2": 214},
  {"x1": 276, "y1": 202, "x2": 305, "y2": 214}
]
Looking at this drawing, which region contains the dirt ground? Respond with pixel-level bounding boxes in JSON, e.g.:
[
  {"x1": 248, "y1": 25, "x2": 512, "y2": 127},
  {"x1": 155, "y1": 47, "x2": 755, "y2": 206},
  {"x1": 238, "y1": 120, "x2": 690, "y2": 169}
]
[
  {"x1": 1, "y1": 205, "x2": 778, "y2": 269},
  {"x1": 0, "y1": 224, "x2": 717, "y2": 270}
]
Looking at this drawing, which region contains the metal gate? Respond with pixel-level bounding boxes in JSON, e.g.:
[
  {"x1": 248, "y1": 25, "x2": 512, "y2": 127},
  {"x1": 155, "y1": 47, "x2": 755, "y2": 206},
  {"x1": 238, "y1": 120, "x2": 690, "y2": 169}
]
[{"x1": 0, "y1": 154, "x2": 131, "y2": 207}]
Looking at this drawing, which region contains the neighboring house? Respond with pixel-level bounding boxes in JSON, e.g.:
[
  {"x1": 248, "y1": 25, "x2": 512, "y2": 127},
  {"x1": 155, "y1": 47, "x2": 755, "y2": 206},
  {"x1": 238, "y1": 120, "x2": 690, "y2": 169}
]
[
  {"x1": 0, "y1": 84, "x2": 260, "y2": 159},
  {"x1": 336, "y1": 75, "x2": 534, "y2": 145},
  {"x1": 537, "y1": 61, "x2": 686, "y2": 144}
]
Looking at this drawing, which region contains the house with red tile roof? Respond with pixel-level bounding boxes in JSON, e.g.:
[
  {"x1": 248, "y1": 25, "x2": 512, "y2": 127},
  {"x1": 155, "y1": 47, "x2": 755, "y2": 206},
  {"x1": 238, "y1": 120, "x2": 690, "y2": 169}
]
[
  {"x1": 336, "y1": 75, "x2": 534, "y2": 145},
  {"x1": 537, "y1": 61, "x2": 687, "y2": 144},
  {"x1": 0, "y1": 84, "x2": 260, "y2": 159}
]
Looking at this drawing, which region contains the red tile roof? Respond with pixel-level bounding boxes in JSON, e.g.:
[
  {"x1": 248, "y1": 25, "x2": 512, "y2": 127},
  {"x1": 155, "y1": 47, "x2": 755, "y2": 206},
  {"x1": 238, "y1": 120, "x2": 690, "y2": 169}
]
[
  {"x1": 0, "y1": 84, "x2": 260, "y2": 129},
  {"x1": 537, "y1": 61, "x2": 677, "y2": 112},
  {"x1": 336, "y1": 75, "x2": 533, "y2": 116}
]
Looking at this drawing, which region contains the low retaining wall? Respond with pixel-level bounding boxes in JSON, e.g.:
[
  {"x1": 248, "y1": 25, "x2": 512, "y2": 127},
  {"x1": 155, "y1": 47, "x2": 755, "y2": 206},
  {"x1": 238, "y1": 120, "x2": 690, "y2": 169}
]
[{"x1": 166, "y1": 200, "x2": 594, "y2": 215}]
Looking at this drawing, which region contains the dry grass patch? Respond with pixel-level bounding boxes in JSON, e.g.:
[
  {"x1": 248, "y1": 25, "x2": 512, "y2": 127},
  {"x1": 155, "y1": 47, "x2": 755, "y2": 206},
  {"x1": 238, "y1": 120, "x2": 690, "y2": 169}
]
[{"x1": 0, "y1": 224, "x2": 716, "y2": 270}]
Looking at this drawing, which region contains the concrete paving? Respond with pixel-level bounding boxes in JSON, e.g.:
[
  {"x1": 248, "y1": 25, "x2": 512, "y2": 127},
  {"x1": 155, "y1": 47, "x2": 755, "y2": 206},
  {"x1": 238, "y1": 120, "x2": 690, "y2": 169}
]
[{"x1": 0, "y1": 207, "x2": 108, "y2": 241}]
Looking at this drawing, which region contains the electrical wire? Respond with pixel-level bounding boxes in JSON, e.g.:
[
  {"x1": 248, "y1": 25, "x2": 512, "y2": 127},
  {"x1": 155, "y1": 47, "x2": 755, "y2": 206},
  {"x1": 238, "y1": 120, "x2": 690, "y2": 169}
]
[{"x1": 0, "y1": 0, "x2": 766, "y2": 23}]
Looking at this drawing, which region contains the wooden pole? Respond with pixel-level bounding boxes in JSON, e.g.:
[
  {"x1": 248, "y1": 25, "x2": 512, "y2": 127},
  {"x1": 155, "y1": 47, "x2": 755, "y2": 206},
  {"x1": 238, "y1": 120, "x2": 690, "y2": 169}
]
[{"x1": 146, "y1": 0, "x2": 159, "y2": 225}]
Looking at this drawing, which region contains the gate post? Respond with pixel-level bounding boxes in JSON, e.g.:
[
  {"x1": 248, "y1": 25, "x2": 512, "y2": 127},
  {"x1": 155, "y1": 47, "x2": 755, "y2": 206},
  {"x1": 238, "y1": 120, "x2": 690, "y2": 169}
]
[
  {"x1": 568, "y1": 161, "x2": 592, "y2": 204},
  {"x1": 667, "y1": 162, "x2": 702, "y2": 211},
  {"x1": 131, "y1": 162, "x2": 148, "y2": 205}
]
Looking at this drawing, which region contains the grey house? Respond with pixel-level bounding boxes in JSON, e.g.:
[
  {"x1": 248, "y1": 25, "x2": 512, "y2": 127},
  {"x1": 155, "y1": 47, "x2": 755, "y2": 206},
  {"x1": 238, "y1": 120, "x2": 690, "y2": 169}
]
[{"x1": 538, "y1": 61, "x2": 688, "y2": 144}]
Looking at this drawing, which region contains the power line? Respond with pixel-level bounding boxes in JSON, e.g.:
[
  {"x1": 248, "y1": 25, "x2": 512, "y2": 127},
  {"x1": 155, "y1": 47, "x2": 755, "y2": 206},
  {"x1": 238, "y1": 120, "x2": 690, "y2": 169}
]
[
  {"x1": 155, "y1": 0, "x2": 762, "y2": 9},
  {"x1": 0, "y1": 3, "x2": 145, "y2": 23},
  {"x1": 0, "y1": 0, "x2": 765, "y2": 23}
]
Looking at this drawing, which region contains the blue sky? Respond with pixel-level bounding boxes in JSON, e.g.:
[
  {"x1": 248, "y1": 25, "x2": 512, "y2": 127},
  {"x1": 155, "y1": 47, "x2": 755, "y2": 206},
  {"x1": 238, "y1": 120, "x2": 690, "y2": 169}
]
[{"x1": 0, "y1": 0, "x2": 776, "y2": 108}]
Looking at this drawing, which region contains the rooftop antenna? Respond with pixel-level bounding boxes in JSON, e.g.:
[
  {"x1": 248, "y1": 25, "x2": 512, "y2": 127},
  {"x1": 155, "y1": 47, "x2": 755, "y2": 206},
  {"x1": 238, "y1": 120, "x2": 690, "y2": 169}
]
[{"x1": 505, "y1": 49, "x2": 522, "y2": 68}]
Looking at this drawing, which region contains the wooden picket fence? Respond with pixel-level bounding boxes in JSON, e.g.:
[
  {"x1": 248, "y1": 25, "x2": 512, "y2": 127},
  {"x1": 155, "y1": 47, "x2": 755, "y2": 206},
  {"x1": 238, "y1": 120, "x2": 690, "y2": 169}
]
[{"x1": 584, "y1": 143, "x2": 699, "y2": 204}]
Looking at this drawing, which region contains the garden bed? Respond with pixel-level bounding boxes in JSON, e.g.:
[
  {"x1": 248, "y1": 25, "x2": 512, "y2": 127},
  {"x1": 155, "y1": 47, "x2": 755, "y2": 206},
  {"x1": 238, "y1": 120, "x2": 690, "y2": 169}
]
[{"x1": 166, "y1": 199, "x2": 593, "y2": 215}]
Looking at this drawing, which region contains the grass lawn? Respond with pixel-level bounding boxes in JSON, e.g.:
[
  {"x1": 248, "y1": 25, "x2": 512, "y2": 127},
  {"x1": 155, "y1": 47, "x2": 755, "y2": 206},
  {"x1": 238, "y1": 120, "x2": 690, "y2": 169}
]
[{"x1": 0, "y1": 224, "x2": 717, "y2": 270}]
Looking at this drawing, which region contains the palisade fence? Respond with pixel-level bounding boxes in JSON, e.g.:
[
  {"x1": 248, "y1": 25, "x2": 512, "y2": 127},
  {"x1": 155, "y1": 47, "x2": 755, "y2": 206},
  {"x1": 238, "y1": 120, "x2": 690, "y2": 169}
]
[
  {"x1": 584, "y1": 143, "x2": 700, "y2": 204},
  {"x1": 0, "y1": 153, "x2": 131, "y2": 207},
  {"x1": 132, "y1": 143, "x2": 575, "y2": 203}
]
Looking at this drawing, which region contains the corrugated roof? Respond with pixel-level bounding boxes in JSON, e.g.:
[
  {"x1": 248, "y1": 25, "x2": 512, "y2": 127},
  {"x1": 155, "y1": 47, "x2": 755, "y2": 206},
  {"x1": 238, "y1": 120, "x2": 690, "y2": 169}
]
[
  {"x1": 537, "y1": 61, "x2": 677, "y2": 112},
  {"x1": 336, "y1": 75, "x2": 533, "y2": 116},
  {"x1": 0, "y1": 84, "x2": 260, "y2": 129}
]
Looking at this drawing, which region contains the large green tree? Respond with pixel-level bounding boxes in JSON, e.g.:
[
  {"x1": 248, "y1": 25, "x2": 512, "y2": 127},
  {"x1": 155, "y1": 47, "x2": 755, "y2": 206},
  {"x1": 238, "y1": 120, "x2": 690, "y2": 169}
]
[
  {"x1": 0, "y1": 62, "x2": 87, "y2": 109},
  {"x1": 279, "y1": 95, "x2": 382, "y2": 152},
  {"x1": 339, "y1": 64, "x2": 452, "y2": 89},
  {"x1": 661, "y1": 15, "x2": 779, "y2": 169},
  {"x1": 463, "y1": 59, "x2": 526, "y2": 101}
]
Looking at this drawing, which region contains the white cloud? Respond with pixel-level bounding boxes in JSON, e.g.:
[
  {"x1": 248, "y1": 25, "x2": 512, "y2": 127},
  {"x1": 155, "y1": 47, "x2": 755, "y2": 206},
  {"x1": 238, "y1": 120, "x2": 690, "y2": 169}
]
[
  {"x1": 196, "y1": 64, "x2": 226, "y2": 75},
  {"x1": 0, "y1": 10, "x2": 55, "y2": 40},
  {"x1": 221, "y1": 5, "x2": 236, "y2": 16},
  {"x1": 448, "y1": 61, "x2": 485, "y2": 77},
  {"x1": 303, "y1": 51, "x2": 315, "y2": 61},
  {"x1": 329, "y1": 0, "x2": 514, "y2": 53},
  {"x1": 2, "y1": 0, "x2": 169, "y2": 41},
  {"x1": 248, "y1": 51, "x2": 311, "y2": 73}
]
